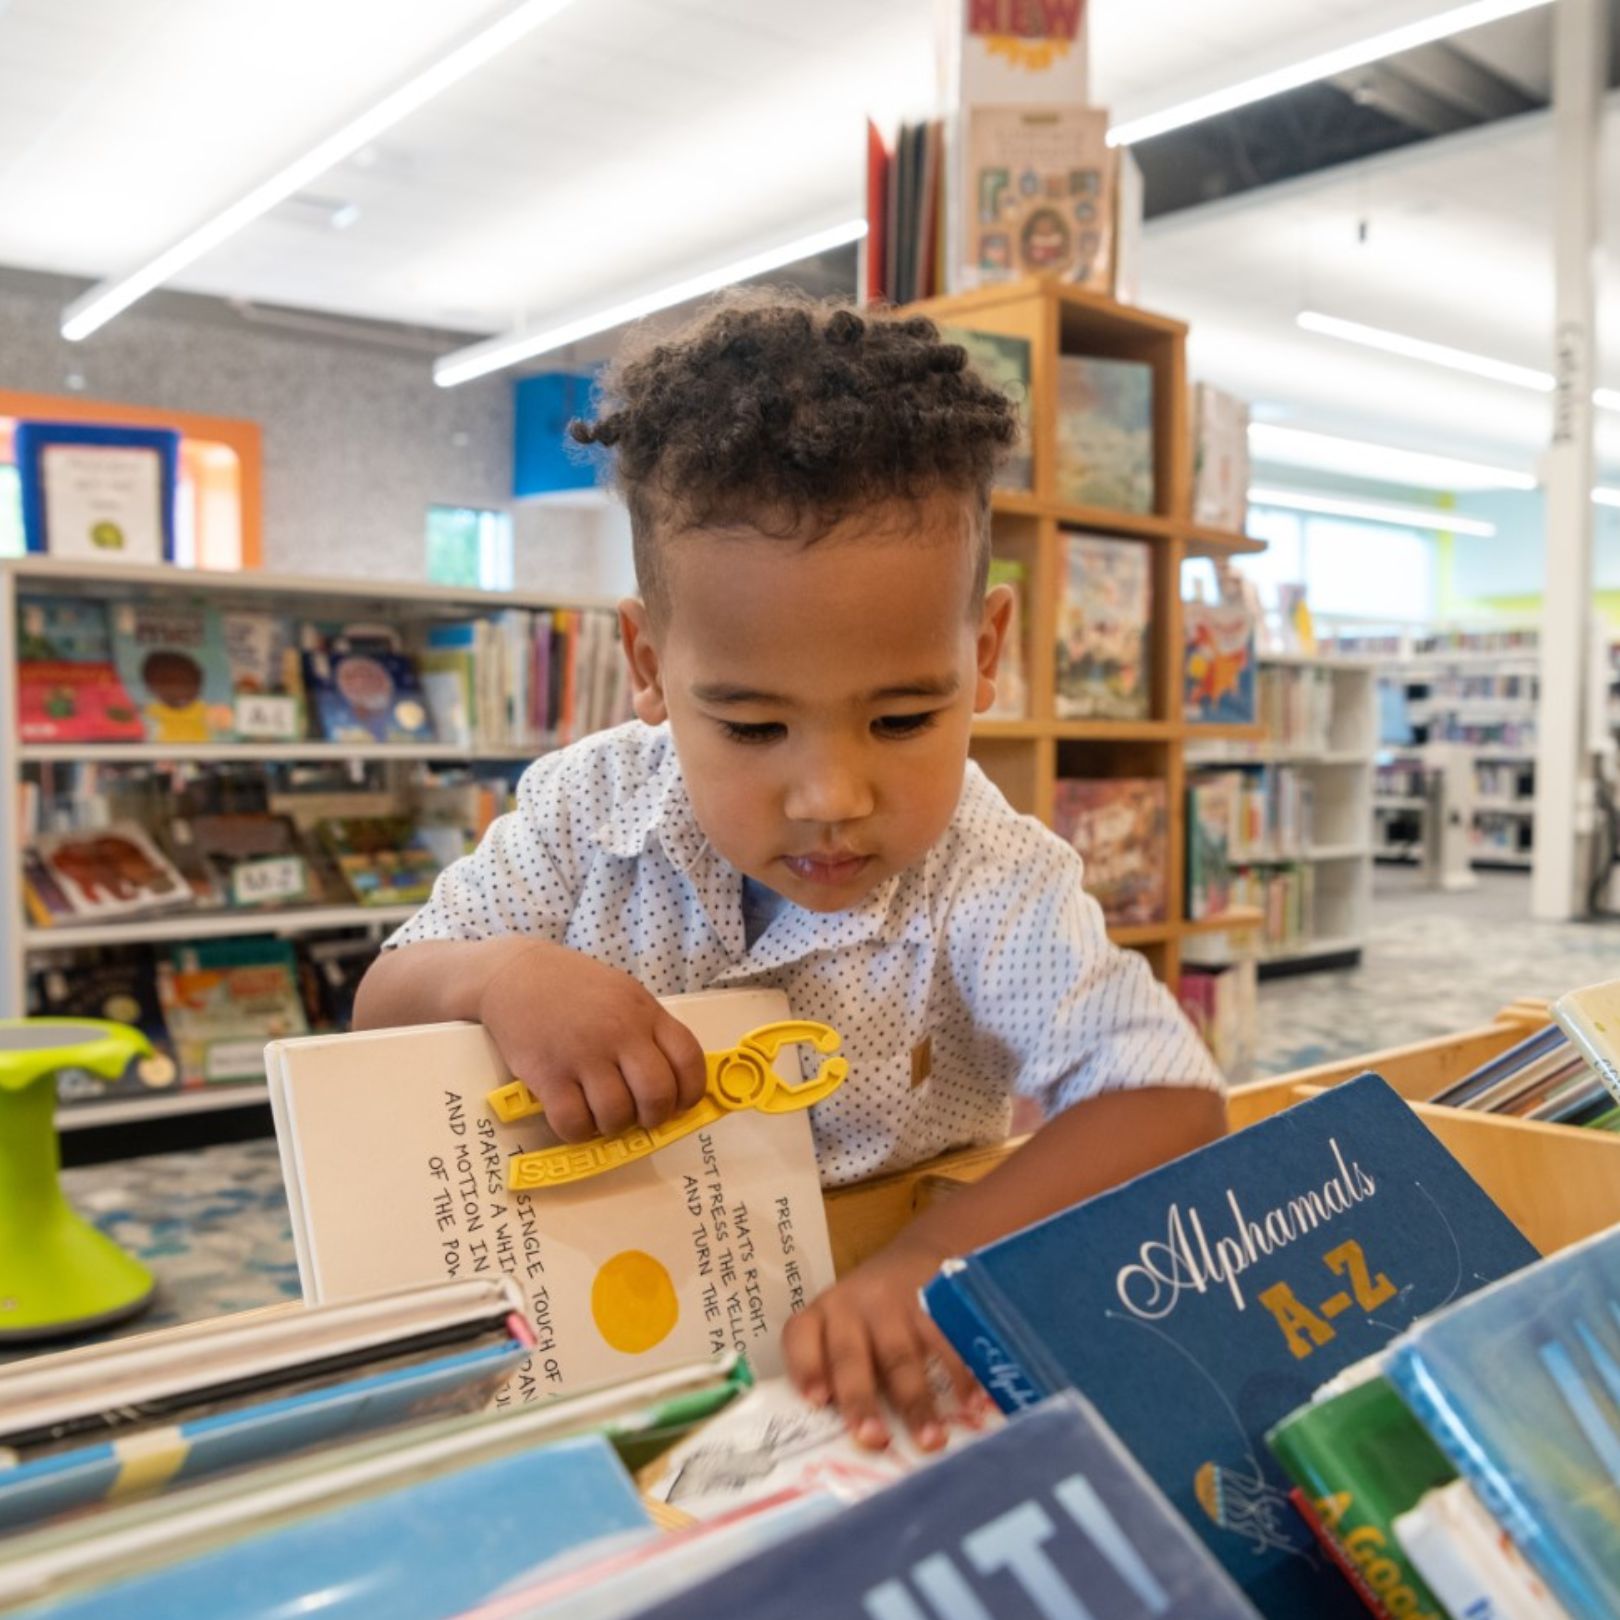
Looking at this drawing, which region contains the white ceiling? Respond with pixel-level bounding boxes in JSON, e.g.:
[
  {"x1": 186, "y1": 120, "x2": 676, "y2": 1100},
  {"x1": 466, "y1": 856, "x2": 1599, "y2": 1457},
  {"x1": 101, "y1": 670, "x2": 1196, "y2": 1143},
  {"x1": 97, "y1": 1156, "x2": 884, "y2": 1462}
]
[
  {"x1": 0, "y1": 0, "x2": 1609, "y2": 481},
  {"x1": 1139, "y1": 100, "x2": 1620, "y2": 479}
]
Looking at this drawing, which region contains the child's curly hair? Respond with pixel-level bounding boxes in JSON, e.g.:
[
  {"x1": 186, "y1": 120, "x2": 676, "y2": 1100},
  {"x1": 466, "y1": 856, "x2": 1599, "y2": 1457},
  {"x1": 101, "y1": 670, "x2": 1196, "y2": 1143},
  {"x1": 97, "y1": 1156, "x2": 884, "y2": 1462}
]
[{"x1": 569, "y1": 289, "x2": 1019, "y2": 617}]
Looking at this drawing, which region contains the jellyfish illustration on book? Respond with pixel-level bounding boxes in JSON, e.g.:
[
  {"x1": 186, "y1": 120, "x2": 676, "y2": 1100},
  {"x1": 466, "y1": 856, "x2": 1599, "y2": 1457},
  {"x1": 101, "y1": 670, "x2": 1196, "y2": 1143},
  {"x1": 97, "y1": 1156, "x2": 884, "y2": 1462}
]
[{"x1": 1194, "y1": 1457, "x2": 1301, "y2": 1556}]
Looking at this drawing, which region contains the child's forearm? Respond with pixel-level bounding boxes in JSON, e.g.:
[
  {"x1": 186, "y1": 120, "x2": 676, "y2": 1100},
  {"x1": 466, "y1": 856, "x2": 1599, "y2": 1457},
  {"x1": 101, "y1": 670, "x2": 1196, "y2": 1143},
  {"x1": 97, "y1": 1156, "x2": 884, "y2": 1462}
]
[
  {"x1": 352, "y1": 937, "x2": 545, "y2": 1031},
  {"x1": 895, "y1": 1085, "x2": 1228, "y2": 1266}
]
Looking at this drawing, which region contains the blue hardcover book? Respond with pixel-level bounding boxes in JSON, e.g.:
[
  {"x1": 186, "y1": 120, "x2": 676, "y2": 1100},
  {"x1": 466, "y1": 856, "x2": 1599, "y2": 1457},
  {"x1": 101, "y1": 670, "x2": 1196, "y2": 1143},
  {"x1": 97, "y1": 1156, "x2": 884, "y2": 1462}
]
[
  {"x1": 922, "y1": 1074, "x2": 1538, "y2": 1619},
  {"x1": 632, "y1": 1394, "x2": 1261, "y2": 1620},
  {"x1": 0, "y1": 1336, "x2": 525, "y2": 1534},
  {"x1": 20, "y1": 1433, "x2": 648, "y2": 1620},
  {"x1": 303, "y1": 645, "x2": 436, "y2": 745},
  {"x1": 1386, "y1": 1225, "x2": 1620, "y2": 1620}
]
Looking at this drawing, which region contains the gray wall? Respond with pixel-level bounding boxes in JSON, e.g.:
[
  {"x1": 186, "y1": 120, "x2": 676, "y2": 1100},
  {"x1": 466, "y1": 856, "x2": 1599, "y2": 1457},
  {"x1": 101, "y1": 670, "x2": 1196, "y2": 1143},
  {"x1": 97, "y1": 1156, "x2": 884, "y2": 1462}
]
[{"x1": 0, "y1": 266, "x2": 630, "y2": 597}]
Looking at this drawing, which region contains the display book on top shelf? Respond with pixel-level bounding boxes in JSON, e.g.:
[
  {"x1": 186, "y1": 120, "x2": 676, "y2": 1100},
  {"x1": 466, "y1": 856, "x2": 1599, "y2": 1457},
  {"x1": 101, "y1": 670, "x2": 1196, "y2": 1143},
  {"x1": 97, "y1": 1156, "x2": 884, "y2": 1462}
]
[
  {"x1": 911, "y1": 277, "x2": 1265, "y2": 991},
  {"x1": 1183, "y1": 651, "x2": 1376, "y2": 977},
  {"x1": 1, "y1": 555, "x2": 624, "y2": 1131},
  {"x1": 1343, "y1": 627, "x2": 1541, "y2": 871}
]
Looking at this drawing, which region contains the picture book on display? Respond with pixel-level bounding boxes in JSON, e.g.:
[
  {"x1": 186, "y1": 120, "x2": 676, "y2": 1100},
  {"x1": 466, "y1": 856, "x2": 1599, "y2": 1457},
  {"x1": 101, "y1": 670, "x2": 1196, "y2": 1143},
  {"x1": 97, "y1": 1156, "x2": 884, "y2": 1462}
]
[
  {"x1": 220, "y1": 610, "x2": 305, "y2": 741},
  {"x1": 267, "y1": 989, "x2": 837, "y2": 1405},
  {"x1": 317, "y1": 816, "x2": 440, "y2": 906},
  {"x1": 31, "y1": 953, "x2": 177, "y2": 1105},
  {"x1": 110, "y1": 600, "x2": 236, "y2": 744},
  {"x1": 1051, "y1": 777, "x2": 1167, "y2": 925},
  {"x1": 167, "y1": 812, "x2": 322, "y2": 912},
  {"x1": 633, "y1": 1394, "x2": 1262, "y2": 1620},
  {"x1": 1552, "y1": 975, "x2": 1620, "y2": 1108},
  {"x1": 14, "y1": 420, "x2": 179, "y2": 564},
  {"x1": 1185, "y1": 597, "x2": 1258, "y2": 726},
  {"x1": 1385, "y1": 1224, "x2": 1620, "y2": 1620},
  {"x1": 922, "y1": 1074, "x2": 1539, "y2": 1618},
  {"x1": 943, "y1": 326, "x2": 1033, "y2": 492},
  {"x1": 302, "y1": 633, "x2": 435, "y2": 746},
  {"x1": 158, "y1": 938, "x2": 309, "y2": 1087},
  {"x1": 1055, "y1": 532, "x2": 1152, "y2": 720},
  {"x1": 1186, "y1": 771, "x2": 1238, "y2": 920},
  {"x1": 1193, "y1": 382, "x2": 1252, "y2": 532},
  {"x1": 15, "y1": 596, "x2": 144, "y2": 743},
  {"x1": 1056, "y1": 355, "x2": 1155, "y2": 512},
  {"x1": 24, "y1": 823, "x2": 189, "y2": 926}
]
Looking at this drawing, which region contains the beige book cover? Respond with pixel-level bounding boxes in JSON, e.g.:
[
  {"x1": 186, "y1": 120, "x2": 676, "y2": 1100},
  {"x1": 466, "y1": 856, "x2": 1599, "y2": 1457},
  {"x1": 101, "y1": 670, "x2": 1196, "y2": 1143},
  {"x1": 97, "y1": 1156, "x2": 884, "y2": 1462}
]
[{"x1": 267, "y1": 989, "x2": 837, "y2": 1403}]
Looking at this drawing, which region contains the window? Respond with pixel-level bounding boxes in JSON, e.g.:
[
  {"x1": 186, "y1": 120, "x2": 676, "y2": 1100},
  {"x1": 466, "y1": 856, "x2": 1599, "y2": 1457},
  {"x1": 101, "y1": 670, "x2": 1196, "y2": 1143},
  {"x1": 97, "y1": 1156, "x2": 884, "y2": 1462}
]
[{"x1": 426, "y1": 506, "x2": 513, "y2": 592}]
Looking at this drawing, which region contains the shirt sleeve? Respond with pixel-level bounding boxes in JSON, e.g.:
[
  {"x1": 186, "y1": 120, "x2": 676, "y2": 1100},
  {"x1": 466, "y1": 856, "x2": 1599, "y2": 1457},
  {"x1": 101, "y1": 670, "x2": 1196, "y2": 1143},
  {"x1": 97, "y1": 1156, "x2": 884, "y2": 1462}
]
[
  {"x1": 385, "y1": 752, "x2": 584, "y2": 950},
  {"x1": 946, "y1": 833, "x2": 1224, "y2": 1115}
]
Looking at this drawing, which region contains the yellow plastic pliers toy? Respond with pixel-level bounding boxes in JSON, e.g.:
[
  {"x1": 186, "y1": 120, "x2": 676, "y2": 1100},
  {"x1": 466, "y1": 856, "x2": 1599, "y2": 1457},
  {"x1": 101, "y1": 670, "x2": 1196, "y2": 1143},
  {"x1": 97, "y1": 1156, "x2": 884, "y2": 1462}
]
[{"x1": 488, "y1": 1020, "x2": 847, "y2": 1191}]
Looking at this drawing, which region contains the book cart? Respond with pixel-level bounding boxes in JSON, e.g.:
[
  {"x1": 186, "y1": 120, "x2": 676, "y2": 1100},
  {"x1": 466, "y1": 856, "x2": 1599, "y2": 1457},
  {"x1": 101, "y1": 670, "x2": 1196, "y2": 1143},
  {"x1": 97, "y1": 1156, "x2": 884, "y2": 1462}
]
[
  {"x1": 0, "y1": 555, "x2": 620, "y2": 1137},
  {"x1": 826, "y1": 997, "x2": 1620, "y2": 1272},
  {"x1": 913, "y1": 277, "x2": 1266, "y2": 989}
]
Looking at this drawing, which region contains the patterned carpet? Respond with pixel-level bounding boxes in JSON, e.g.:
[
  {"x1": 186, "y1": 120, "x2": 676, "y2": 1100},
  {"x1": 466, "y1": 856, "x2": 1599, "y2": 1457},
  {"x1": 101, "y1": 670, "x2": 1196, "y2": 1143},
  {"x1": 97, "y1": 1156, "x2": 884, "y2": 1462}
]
[{"x1": 25, "y1": 869, "x2": 1616, "y2": 1352}]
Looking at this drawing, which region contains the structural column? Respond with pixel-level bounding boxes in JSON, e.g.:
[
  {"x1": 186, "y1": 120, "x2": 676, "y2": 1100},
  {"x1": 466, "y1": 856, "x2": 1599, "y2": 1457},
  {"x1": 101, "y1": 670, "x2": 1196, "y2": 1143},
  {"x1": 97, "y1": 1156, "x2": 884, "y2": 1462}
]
[{"x1": 1533, "y1": 0, "x2": 1607, "y2": 920}]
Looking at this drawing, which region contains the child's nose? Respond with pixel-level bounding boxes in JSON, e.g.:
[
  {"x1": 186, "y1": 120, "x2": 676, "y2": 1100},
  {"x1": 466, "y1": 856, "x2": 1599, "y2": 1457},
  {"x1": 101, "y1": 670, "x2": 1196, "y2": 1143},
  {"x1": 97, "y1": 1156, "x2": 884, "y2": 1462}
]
[{"x1": 784, "y1": 756, "x2": 876, "y2": 825}]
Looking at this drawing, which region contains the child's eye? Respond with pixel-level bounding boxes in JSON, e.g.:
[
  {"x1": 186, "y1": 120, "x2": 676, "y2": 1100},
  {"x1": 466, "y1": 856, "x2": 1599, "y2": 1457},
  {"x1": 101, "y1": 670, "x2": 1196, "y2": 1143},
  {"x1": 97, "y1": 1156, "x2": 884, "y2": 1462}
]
[
  {"x1": 720, "y1": 720, "x2": 786, "y2": 744},
  {"x1": 872, "y1": 711, "x2": 939, "y2": 739}
]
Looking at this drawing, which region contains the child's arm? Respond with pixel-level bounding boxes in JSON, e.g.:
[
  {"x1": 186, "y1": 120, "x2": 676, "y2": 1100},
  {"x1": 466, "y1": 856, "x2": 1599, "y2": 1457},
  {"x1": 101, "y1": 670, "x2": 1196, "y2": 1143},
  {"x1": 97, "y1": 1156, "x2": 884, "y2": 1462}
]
[
  {"x1": 782, "y1": 1083, "x2": 1226, "y2": 1450},
  {"x1": 355, "y1": 941, "x2": 709, "y2": 1141}
]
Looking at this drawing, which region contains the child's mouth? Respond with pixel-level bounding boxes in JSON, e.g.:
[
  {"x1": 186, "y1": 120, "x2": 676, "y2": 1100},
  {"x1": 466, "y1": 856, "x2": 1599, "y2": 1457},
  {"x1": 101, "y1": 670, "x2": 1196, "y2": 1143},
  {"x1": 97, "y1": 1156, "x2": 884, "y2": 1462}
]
[{"x1": 782, "y1": 852, "x2": 872, "y2": 886}]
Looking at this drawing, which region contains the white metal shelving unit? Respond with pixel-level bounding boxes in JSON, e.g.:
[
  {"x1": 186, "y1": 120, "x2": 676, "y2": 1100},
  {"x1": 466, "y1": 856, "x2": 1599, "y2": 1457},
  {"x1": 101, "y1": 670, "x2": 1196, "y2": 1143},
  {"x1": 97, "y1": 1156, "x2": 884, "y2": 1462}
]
[
  {"x1": 4, "y1": 557, "x2": 614, "y2": 1126},
  {"x1": 1187, "y1": 653, "x2": 1376, "y2": 975}
]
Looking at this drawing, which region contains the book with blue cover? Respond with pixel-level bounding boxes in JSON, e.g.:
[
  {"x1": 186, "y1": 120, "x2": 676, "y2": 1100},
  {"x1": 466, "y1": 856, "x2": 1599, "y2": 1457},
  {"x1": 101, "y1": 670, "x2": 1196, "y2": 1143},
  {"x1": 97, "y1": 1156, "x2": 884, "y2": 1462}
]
[
  {"x1": 923, "y1": 1074, "x2": 1539, "y2": 1619},
  {"x1": 1386, "y1": 1225, "x2": 1620, "y2": 1620},
  {"x1": 15, "y1": 1432, "x2": 648, "y2": 1620},
  {"x1": 632, "y1": 1393, "x2": 1261, "y2": 1620}
]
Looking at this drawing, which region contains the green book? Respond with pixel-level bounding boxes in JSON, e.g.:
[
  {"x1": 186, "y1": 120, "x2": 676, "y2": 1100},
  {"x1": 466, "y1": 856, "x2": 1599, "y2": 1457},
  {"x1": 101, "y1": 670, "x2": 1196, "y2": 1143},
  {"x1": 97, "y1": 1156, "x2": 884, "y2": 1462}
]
[{"x1": 1267, "y1": 1371, "x2": 1453, "y2": 1620}]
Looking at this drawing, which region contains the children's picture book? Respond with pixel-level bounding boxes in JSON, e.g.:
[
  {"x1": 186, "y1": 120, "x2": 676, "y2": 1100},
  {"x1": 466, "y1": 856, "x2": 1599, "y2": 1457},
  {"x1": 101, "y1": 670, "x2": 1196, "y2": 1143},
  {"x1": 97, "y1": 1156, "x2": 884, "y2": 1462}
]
[
  {"x1": 15, "y1": 596, "x2": 145, "y2": 743},
  {"x1": 1551, "y1": 976, "x2": 1620, "y2": 1107},
  {"x1": 1395, "y1": 1480, "x2": 1572, "y2": 1620},
  {"x1": 944, "y1": 0, "x2": 1090, "y2": 111},
  {"x1": 168, "y1": 812, "x2": 321, "y2": 911},
  {"x1": 0, "y1": 1278, "x2": 529, "y2": 1534},
  {"x1": 158, "y1": 938, "x2": 310, "y2": 1087},
  {"x1": 1266, "y1": 1364, "x2": 1455, "y2": 1620},
  {"x1": 1193, "y1": 382, "x2": 1252, "y2": 532},
  {"x1": 964, "y1": 106, "x2": 1113, "y2": 289},
  {"x1": 1185, "y1": 598, "x2": 1258, "y2": 726},
  {"x1": 1055, "y1": 532, "x2": 1152, "y2": 720},
  {"x1": 632, "y1": 1394, "x2": 1262, "y2": 1620},
  {"x1": 14, "y1": 421, "x2": 178, "y2": 564},
  {"x1": 303, "y1": 637, "x2": 436, "y2": 747},
  {"x1": 267, "y1": 989, "x2": 838, "y2": 1404},
  {"x1": 30, "y1": 953, "x2": 177, "y2": 1104},
  {"x1": 1056, "y1": 355, "x2": 1155, "y2": 512},
  {"x1": 942, "y1": 327, "x2": 1033, "y2": 491},
  {"x1": 923, "y1": 1073, "x2": 1539, "y2": 1618},
  {"x1": 1052, "y1": 778, "x2": 1167, "y2": 925},
  {"x1": 220, "y1": 611, "x2": 306, "y2": 741},
  {"x1": 1385, "y1": 1224, "x2": 1620, "y2": 1620},
  {"x1": 110, "y1": 601, "x2": 236, "y2": 744},
  {"x1": 317, "y1": 816, "x2": 440, "y2": 906},
  {"x1": 26, "y1": 824, "x2": 190, "y2": 924}
]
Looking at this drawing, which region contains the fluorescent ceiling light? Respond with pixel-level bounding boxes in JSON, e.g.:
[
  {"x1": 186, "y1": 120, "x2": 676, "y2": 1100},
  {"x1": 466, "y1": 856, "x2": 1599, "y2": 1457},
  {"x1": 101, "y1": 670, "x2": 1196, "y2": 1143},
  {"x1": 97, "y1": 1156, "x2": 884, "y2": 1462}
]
[
  {"x1": 1299, "y1": 311, "x2": 1620, "y2": 413},
  {"x1": 1595, "y1": 487, "x2": 1620, "y2": 508},
  {"x1": 1107, "y1": 0, "x2": 1554, "y2": 147},
  {"x1": 1249, "y1": 423, "x2": 1537, "y2": 493},
  {"x1": 1249, "y1": 485, "x2": 1497, "y2": 536},
  {"x1": 61, "y1": 0, "x2": 577, "y2": 341},
  {"x1": 434, "y1": 217, "x2": 869, "y2": 388}
]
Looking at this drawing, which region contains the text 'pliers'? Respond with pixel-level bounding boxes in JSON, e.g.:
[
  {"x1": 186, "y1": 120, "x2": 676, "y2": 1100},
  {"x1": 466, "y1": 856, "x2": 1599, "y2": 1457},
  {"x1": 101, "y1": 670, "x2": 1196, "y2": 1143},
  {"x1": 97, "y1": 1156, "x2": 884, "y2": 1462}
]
[{"x1": 488, "y1": 1021, "x2": 847, "y2": 1191}]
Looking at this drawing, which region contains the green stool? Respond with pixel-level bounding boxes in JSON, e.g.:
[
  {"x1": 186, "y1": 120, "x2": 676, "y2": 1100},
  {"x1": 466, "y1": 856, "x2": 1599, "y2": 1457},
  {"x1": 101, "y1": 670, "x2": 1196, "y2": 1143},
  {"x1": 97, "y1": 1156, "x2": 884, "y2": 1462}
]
[{"x1": 0, "y1": 1018, "x2": 165, "y2": 1342}]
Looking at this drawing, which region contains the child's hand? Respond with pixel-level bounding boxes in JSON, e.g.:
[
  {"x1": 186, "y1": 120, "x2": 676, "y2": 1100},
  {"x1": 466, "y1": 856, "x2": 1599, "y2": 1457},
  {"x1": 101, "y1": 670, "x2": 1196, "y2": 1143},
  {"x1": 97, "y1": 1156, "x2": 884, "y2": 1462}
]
[
  {"x1": 477, "y1": 939, "x2": 709, "y2": 1142},
  {"x1": 781, "y1": 1235, "x2": 979, "y2": 1453}
]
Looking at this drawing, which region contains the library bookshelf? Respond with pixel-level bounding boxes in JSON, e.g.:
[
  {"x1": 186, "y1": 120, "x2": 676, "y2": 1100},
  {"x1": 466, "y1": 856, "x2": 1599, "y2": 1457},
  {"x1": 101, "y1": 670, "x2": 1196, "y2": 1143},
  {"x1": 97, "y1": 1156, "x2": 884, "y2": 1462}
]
[{"x1": 918, "y1": 278, "x2": 1263, "y2": 986}]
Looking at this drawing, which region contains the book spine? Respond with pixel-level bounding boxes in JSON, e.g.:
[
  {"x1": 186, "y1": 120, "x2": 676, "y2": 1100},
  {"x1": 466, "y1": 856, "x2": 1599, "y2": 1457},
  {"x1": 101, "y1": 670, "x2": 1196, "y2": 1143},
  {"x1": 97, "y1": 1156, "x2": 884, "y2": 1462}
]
[
  {"x1": 922, "y1": 1265, "x2": 1048, "y2": 1415},
  {"x1": 1284, "y1": 1488, "x2": 1394, "y2": 1620}
]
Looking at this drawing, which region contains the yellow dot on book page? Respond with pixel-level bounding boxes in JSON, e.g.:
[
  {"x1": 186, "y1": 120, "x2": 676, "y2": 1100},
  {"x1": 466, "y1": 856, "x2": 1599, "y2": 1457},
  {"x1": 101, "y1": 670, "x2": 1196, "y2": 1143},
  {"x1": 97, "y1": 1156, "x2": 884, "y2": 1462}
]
[{"x1": 591, "y1": 1250, "x2": 679, "y2": 1355}]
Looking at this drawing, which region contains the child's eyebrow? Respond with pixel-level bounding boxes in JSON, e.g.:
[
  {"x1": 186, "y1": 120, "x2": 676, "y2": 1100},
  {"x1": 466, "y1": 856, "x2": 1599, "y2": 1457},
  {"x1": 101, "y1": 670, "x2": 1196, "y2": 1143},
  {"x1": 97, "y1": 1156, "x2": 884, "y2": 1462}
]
[{"x1": 691, "y1": 675, "x2": 960, "y2": 706}]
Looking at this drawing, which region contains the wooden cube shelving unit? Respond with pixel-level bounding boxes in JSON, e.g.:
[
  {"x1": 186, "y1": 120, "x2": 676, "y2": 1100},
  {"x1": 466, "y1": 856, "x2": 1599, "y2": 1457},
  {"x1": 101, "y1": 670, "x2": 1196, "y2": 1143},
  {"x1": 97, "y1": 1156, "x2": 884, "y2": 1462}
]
[{"x1": 914, "y1": 278, "x2": 1264, "y2": 985}]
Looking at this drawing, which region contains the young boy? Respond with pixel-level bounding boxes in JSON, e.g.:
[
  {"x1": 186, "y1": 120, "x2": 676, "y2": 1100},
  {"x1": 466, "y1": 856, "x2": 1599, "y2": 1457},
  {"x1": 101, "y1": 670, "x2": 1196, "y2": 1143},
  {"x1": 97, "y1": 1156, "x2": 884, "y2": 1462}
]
[{"x1": 355, "y1": 293, "x2": 1225, "y2": 1451}]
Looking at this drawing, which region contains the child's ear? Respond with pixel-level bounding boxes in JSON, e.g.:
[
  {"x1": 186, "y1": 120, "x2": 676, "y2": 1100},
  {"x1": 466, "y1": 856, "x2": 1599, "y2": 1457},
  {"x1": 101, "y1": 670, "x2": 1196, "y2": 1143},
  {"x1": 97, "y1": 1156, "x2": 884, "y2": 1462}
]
[
  {"x1": 973, "y1": 583, "x2": 1015, "y2": 714},
  {"x1": 619, "y1": 599, "x2": 668, "y2": 726}
]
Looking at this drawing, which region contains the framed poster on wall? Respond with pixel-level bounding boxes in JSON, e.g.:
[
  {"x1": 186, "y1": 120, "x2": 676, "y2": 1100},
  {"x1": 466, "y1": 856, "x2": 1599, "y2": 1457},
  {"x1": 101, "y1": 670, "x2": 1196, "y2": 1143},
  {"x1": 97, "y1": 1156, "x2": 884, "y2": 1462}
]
[{"x1": 14, "y1": 420, "x2": 180, "y2": 564}]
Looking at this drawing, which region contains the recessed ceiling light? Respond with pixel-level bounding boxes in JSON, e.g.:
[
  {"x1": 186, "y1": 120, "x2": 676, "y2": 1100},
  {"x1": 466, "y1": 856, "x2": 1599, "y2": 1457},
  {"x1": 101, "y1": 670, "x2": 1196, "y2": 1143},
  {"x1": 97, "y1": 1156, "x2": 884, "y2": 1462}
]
[{"x1": 61, "y1": 0, "x2": 578, "y2": 341}]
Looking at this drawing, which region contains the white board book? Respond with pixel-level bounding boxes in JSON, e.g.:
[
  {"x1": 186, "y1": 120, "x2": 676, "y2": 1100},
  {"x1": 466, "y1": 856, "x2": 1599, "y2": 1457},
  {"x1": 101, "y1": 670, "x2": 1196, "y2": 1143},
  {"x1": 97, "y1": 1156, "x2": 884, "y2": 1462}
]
[{"x1": 266, "y1": 989, "x2": 836, "y2": 1404}]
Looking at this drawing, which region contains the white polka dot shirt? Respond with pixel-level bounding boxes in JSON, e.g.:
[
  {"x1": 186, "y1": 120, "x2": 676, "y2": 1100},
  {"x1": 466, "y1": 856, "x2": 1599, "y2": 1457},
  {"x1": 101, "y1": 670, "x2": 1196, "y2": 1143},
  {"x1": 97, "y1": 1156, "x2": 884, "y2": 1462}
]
[{"x1": 387, "y1": 722, "x2": 1222, "y2": 1187}]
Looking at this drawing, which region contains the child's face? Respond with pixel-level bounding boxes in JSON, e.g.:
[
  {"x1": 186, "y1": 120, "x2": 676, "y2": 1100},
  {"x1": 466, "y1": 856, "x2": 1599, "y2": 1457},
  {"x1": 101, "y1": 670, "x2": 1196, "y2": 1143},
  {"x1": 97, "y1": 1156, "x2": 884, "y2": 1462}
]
[{"x1": 621, "y1": 497, "x2": 1012, "y2": 913}]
